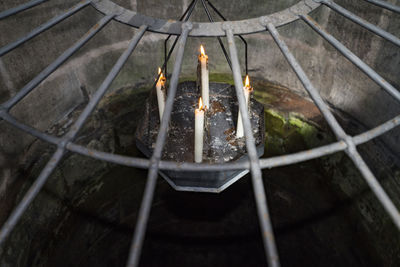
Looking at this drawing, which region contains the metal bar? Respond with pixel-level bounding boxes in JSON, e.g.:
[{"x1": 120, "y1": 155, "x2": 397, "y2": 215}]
[
  {"x1": 68, "y1": 138, "x2": 345, "y2": 171},
  {"x1": 1, "y1": 15, "x2": 113, "y2": 111},
  {"x1": 320, "y1": 0, "x2": 400, "y2": 47},
  {"x1": 92, "y1": 0, "x2": 321, "y2": 36},
  {"x1": 206, "y1": 0, "x2": 248, "y2": 74},
  {"x1": 347, "y1": 148, "x2": 400, "y2": 228},
  {"x1": 225, "y1": 26, "x2": 280, "y2": 267},
  {"x1": 206, "y1": 0, "x2": 248, "y2": 73},
  {"x1": 3, "y1": 110, "x2": 398, "y2": 174},
  {"x1": 200, "y1": 0, "x2": 233, "y2": 71},
  {"x1": 125, "y1": 22, "x2": 192, "y2": 267},
  {"x1": 163, "y1": 0, "x2": 196, "y2": 76},
  {"x1": 164, "y1": 0, "x2": 197, "y2": 77},
  {"x1": 266, "y1": 21, "x2": 400, "y2": 231},
  {"x1": 64, "y1": 25, "x2": 148, "y2": 141},
  {"x1": 205, "y1": 0, "x2": 226, "y2": 20},
  {"x1": 241, "y1": 35, "x2": 248, "y2": 75},
  {"x1": 207, "y1": 0, "x2": 257, "y2": 75},
  {"x1": 159, "y1": 0, "x2": 198, "y2": 84},
  {"x1": 0, "y1": 147, "x2": 65, "y2": 248},
  {"x1": 0, "y1": 17, "x2": 144, "y2": 251},
  {"x1": 0, "y1": 107, "x2": 345, "y2": 173},
  {"x1": 0, "y1": 110, "x2": 60, "y2": 145},
  {"x1": 3, "y1": 108, "x2": 398, "y2": 174},
  {"x1": 164, "y1": 37, "x2": 168, "y2": 76},
  {"x1": 63, "y1": 110, "x2": 400, "y2": 171},
  {"x1": 300, "y1": 14, "x2": 400, "y2": 103},
  {"x1": 180, "y1": 0, "x2": 197, "y2": 21},
  {"x1": 266, "y1": 23, "x2": 347, "y2": 140},
  {"x1": 353, "y1": 114, "x2": 400, "y2": 145},
  {"x1": 0, "y1": 0, "x2": 48, "y2": 20},
  {"x1": 364, "y1": 0, "x2": 400, "y2": 13},
  {"x1": 0, "y1": 0, "x2": 91, "y2": 57}
]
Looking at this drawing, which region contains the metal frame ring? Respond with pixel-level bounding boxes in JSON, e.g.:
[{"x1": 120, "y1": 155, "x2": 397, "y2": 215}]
[{"x1": 91, "y1": 0, "x2": 321, "y2": 36}]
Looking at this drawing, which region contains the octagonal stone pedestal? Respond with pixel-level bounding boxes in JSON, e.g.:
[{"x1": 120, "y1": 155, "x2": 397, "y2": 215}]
[{"x1": 135, "y1": 81, "x2": 265, "y2": 193}]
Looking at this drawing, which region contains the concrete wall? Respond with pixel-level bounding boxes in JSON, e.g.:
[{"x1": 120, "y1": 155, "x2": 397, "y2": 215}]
[
  {"x1": 0, "y1": 0, "x2": 400, "y2": 265},
  {"x1": 1, "y1": 0, "x2": 399, "y2": 156}
]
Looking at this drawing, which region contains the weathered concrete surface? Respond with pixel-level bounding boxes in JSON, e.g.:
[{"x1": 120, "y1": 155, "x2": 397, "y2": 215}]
[
  {"x1": 0, "y1": 81, "x2": 393, "y2": 267},
  {"x1": 0, "y1": 0, "x2": 399, "y2": 154},
  {"x1": 0, "y1": 0, "x2": 400, "y2": 266}
]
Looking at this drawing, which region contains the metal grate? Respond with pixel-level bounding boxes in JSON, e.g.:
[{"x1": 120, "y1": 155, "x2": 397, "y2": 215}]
[{"x1": 0, "y1": 0, "x2": 400, "y2": 266}]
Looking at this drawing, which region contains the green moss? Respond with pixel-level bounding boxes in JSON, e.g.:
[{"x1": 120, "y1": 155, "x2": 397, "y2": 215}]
[
  {"x1": 264, "y1": 108, "x2": 331, "y2": 157},
  {"x1": 253, "y1": 90, "x2": 277, "y2": 104},
  {"x1": 289, "y1": 116, "x2": 319, "y2": 147},
  {"x1": 209, "y1": 73, "x2": 235, "y2": 84},
  {"x1": 265, "y1": 109, "x2": 287, "y2": 137}
]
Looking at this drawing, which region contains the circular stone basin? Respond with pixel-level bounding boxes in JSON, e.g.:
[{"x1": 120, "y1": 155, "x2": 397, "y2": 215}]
[{"x1": 1, "y1": 79, "x2": 397, "y2": 267}]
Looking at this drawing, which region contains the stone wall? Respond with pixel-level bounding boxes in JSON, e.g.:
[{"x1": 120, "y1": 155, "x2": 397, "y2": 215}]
[
  {"x1": 0, "y1": 0, "x2": 400, "y2": 266},
  {"x1": 1, "y1": 0, "x2": 399, "y2": 155}
]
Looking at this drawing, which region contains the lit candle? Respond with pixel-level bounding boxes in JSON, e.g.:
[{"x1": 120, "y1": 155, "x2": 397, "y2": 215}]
[
  {"x1": 236, "y1": 75, "x2": 254, "y2": 138},
  {"x1": 156, "y1": 67, "x2": 166, "y2": 121},
  {"x1": 195, "y1": 97, "x2": 205, "y2": 163},
  {"x1": 198, "y1": 45, "x2": 209, "y2": 108}
]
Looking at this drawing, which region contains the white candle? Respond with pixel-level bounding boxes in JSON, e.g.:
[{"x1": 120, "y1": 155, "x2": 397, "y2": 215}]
[
  {"x1": 198, "y1": 45, "x2": 209, "y2": 109},
  {"x1": 156, "y1": 67, "x2": 166, "y2": 121},
  {"x1": 236, "y1": 75, "x2": 254, "y2": 138},
  {"x1": 194, "y1": 97, "x2": 205, "y2": 163}
]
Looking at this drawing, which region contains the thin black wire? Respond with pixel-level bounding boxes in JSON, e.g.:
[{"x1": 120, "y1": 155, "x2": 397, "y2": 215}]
[
  {"x1": 164, "y1": 0, "x2": 198, "y2": 78},
  {"x1": 199, "y1": 0, "x2": 233, "y2": 71},
  {"x1": 205, "y1": 0, "x2": 248, "y2": 75}
]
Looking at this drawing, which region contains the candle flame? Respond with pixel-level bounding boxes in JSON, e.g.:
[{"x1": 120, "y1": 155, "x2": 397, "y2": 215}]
[
  {"x1": 199, "y1": 97, "x2": 203, "y2": 109},
  {"x1": 200, "y1": 45, "x2": 206, "y2": 56},
  {"x1": 244, "y1": 75, "x2": 250, "y2": 88}
]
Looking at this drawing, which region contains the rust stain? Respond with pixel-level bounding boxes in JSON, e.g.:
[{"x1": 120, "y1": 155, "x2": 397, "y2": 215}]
[
  {"x1": 224, "y1": 127, "x2": 238, "y2": 145},
  {"x1": 224, "y1": 127, "x2": 235, "y2": 136},
  {"x1": 210, "y1": 101, "x2": 226, "y2": 114}
]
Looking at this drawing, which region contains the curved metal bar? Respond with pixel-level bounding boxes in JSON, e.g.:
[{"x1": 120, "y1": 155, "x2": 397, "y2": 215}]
[
  {"x1": 364, "y1": 0, "x2": 400, "y2": 14},
  {"x1": 353, "y1": 114, "x2": 400, "y2": 145},
  {"x1": 319, "y1": 0, "x2": 400, "y2": 47},
  {"x1": 40, "y1": 113, "x2": 400, "y2": 171},
  {"x1": 2, "y1": 107, "x2": 399, "y2": 173},
  {"x1": 0, "y1": 147, "x2": 65, "y2": 248},
  {"x1": 0, "y1": 22, "x2": 147, "y2": 252},
  {"x1": 300, "y1": 14, "x2": 400, "y2": 103},
  {"x1": 0, "y1": 0, "x2": 48, "y2": 20},
  {"x1": 91, "y1": 0, "x2": 320, "y2": 36},
  {"x1": 226, "y1": 26, "x2": 280, "y2": 267},
  {"x1": 125, "y1": 23, "x2": 192, "y2": 267},
  {"x1": 1, "y1": 14, "x2": 113, "y2": 111},
  {"x1": 0, "y1": 0, "x2": 91, "y2": 57},
  {"x1": 67, "y1": 136, "x2": 343, "y2": 171},
  {"x1": 266, "y1": 20, "x2": 400, "y2": 231},
  {"x1": 0, "y1": 110, "x2": 60, "y2": 145},
  {"x1": 0, "y1": 0, "x2": 399, "y2": 266},
  {"x1": 64, "y1": 25, "x2": 148, "y2": 141},
  {"x1": 266, "y1": 22, "x2": 347, "y2": 140}
]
